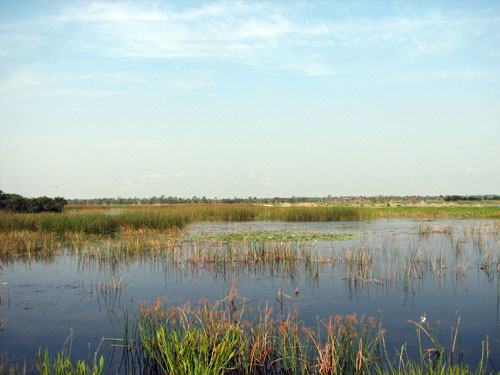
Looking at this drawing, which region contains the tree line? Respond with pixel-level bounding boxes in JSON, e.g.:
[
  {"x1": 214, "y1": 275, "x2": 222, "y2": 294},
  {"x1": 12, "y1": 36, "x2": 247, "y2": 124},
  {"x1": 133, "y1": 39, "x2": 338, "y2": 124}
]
[
  {"x1": 0, "y1": 191, "x2": 68, "y2": 213},
  {"x1": 67, "y1": 194, "x2": 500, "y2": 205}
]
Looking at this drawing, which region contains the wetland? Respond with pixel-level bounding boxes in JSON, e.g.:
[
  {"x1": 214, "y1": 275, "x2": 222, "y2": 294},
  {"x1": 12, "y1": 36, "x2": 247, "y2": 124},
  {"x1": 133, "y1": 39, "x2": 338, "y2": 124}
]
[{"x1": 0, "y1": 204, "x2": 499, "y2": 374}]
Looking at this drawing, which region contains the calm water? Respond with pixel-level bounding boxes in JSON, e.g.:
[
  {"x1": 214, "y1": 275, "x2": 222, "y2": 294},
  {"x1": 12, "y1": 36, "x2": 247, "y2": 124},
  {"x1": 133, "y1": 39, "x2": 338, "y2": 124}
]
[{"x1": 1, "y1": 219, "x2": 499, "y2": 372}]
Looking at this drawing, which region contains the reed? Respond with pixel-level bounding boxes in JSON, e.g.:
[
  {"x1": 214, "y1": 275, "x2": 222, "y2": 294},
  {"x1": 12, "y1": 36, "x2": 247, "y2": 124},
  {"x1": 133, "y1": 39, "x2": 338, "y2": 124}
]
[
  {"x1": 0, "y1": 210, "x2": 189, "y2": 235},
  {"x1": 2, "y1": 204, "x2": 499, "y2": 236},
  {"x1": 112, "y1": 290, "x2": 495, "y2": 375},
  {"x1": 123, "y1": 291, "x2": 382, "y2": 375}
]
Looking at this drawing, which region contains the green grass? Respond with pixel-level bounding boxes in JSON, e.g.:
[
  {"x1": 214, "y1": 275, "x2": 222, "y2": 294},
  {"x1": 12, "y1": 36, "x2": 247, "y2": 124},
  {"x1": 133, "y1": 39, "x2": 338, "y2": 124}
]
[
  {"x1": 0, "y1": 299, "x2": 494, "y2": 375},
  {"x1": 0, "y1": 210, "x2": 190, "y2": 235},
  {"x1": 124, "y1": 292, "x2": 383, "y2": 375},
  {"x1": 0, "y1": 335, "x2": 103, "y2": 375},
  {"x1": 112, "y1": 293, "x2": 494, "y2": 375},
  {"x1": 1, "y1": 204, "x2": 499, "y2": 236},
  {"x1": 365, "y1": 206, "x2": 500, "y2": 219}
]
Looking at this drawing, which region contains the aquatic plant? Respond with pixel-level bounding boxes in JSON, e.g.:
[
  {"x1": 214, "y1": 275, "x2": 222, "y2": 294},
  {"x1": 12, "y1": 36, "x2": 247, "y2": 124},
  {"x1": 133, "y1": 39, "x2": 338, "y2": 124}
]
[
  {"x1": 111, "y1": 289, "x2": 496, "y2": 375},
  {"x1": 123, "y1": 290, "x2": 383, "y2": 375},
  {"x1": 2, "y1": 204, "x2": 497, "y2": 236},
  {"x1": 193, "y1": 231, "x2": 354, "y2": 243}
]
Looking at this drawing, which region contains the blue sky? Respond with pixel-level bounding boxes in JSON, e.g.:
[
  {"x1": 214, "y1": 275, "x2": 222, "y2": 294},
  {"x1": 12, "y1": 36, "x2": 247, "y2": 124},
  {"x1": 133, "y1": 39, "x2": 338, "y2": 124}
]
[{"x1": 1, "y1": 1, "x2": 499, "y2": 198}]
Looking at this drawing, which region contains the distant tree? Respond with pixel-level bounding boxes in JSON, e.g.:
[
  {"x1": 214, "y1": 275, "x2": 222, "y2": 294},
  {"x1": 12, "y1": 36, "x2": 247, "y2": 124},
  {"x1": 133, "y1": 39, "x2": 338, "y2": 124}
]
[{"x1": 0, "y1": 191, "x2": 67, "y2": 213}]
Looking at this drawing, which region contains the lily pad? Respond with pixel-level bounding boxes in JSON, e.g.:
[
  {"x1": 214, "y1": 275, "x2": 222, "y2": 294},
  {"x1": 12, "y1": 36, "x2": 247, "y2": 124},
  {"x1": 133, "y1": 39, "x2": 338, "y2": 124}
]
[{"x1": 193, "y1": 230, "x2": 354, "y2": 243}]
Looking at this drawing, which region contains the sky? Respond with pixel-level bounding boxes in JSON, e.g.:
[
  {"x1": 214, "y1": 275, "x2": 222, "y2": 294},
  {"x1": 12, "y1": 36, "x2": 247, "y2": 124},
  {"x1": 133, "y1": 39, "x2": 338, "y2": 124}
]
[{"x1": 0, "y1": 0, "x2": 499, "y2": 199}]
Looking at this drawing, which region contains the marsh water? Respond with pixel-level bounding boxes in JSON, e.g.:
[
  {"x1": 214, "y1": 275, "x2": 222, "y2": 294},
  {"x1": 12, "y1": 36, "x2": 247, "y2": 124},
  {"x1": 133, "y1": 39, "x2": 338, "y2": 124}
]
[{"x1": 1, "y1": 219, "x2": 499, "y2": 371}]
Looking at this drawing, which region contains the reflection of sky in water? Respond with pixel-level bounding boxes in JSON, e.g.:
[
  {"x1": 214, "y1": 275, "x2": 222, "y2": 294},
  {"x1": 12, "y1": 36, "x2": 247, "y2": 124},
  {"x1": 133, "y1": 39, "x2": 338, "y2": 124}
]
[{"x1": 0, "y1": 219, "x2": 499, "y2": 370}]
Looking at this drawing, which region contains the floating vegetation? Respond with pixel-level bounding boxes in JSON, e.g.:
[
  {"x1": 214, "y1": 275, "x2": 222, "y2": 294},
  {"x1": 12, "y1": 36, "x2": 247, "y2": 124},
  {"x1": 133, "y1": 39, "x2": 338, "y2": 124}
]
[{"x1": 192, "y1": 230, "x2": 354, "y2": 243}]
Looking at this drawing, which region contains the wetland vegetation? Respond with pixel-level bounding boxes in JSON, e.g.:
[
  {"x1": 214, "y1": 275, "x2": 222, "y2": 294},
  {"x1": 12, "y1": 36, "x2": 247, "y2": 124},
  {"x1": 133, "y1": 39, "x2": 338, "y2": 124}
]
[{"x1": 0, "y1": 204, "x2": 499, "y2": 374}]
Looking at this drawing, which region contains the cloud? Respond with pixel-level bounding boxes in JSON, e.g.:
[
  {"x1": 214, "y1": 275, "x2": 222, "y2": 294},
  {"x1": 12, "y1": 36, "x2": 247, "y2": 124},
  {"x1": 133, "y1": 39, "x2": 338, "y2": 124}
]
[
  {"x1": 0, "y1": 67, "x2": 42, "y2": 94},
  {"x1": 141, "y1": 173, "x2": 167, "y2": 180},
  {"x1": 367, "y1": 68, "x2": 500, "y2": 84},
  {"x1": 0, "y1": 32, "x2": 43, "y2": 58},
  {"x1": 459, "y1": 166, "x2": 477, "y2": 173},
  {"x1": 47, "y1": 88, "x2": 130, "y2": 97},
  {"x1": 1, "y1": 2, "x2": 499, "y2": 79},
  {"x1": 276, "y1": 62, "x2": 342, "y2": 77}
]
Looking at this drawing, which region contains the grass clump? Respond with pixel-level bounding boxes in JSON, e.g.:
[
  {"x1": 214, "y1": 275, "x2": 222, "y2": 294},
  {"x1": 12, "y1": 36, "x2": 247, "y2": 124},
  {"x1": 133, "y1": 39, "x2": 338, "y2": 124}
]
[
  {"x1": 126, "y1": 292, "x2": 382, "y2": 375},
  {"x1": 119, "y1": 292, "x2": 495, "y2": 375},
  {"x1": 35, "y1": 332, "x2": 103, "y2": 375},
  {"x1": 36, "y1": 349, "x2": 103, "y2": 375}
]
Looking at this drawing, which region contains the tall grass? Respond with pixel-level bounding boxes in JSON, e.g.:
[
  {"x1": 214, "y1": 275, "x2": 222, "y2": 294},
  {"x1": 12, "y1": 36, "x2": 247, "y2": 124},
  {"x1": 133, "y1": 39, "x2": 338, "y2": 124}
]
[
  {"x1": 0, "y1": 305, "x2": 493, "y2": 375},
  {"x1": 115, "y1": 291, "x2": 494, "y2": 375},
  {"x1": 2, "y1": 204, "x2": 499, "y2": 235},
  {"x1": 124, "y1": 291, "x2": 382, "y2": 375},
  {"x1": 260, "y1": 206, "x2": 362, "y2": 221},
  {"x1": 0, "y1": 210, "x2": 190, "y2": 235}
]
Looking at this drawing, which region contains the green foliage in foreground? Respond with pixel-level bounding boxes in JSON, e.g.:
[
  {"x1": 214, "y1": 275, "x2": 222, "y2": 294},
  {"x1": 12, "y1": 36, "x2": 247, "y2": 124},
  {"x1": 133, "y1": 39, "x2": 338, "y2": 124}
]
[
  {"x1": 0, "y1": 300, "x2": 495, "y2": 375},
  {"x1": 117, "y1": 297, "x2": 494, "y2": 375},
  {"x1": 36, "y1": 348, "x2": 103, "y2": 375},
  {"x1": 0, "y1": 339, "x2": 103, "y2": 375},
  {"x1": 193, "y1": 230, "x2": 354, "y2": 243}
]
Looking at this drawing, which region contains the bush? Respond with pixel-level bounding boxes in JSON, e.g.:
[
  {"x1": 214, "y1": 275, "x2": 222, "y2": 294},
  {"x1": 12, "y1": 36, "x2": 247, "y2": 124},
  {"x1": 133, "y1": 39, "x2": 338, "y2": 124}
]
[{"x1": 0, "y1": 191, "x2": 67, "y2": 213}]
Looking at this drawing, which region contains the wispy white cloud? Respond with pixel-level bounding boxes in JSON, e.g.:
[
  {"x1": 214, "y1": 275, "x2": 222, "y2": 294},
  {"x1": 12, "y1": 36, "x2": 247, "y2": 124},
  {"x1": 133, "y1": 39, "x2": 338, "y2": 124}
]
[
  {"x1": 0, "y1": 32, "x2": 43, "y2": 58},
  {"x1": 54, "y1": 3, "x2": 499, "y2": 74},
  {"x1": 276, "y1": 61, "x2": 342, "y2": 77},
  {"x1": 140, "y1": 173, "x2": 167, "y2": 180},
  {"x1": 47, "y1": 88, "x2": 130, "y2": 97},
  {"x1": 366, "y1": 68, "x2": 500, "y2": 84},
  {"x1": 0, "y1": 67, "x2": 42, "y2": 94},
  {"x1": 458, "y1": 166, "x2": 478, "y2": 173},
  {"x1": 2, "y1": 2, "x2": 499, "y2": 79}
]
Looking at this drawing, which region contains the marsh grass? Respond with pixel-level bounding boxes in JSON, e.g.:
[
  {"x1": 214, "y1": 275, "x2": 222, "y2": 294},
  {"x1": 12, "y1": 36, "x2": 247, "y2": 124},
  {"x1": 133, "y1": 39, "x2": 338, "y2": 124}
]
[
  {"x1": 112, "y1": 289, "x2": 495, "y2": 375},
  {"x1": 123, "y1": 289, "x2": 382, "y2": 375},
  {"x1": 0, "y1": 210, "x2": 190, "y2": 235},
  {"x1": 1, "y1": 221, "x2": 500, "y2": 374},
  {"x1": 2, "y1": 221, "x2": 499, "y2": 287},
  {"x1": 35, "y1": 332, "x2": 104, "y2": 375},
  {"x1": 1, "y1": 204, "x2": 499, "y2": 237},
  {"x1": 1, "y1": 305, "x2": 493, "y2": 375}
]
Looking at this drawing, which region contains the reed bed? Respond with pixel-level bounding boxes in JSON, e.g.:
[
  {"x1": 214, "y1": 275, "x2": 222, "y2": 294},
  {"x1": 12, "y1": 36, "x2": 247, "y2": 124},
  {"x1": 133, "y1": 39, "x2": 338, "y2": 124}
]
[
  {"x1": 1, "y1": 205, "x2": 499, "y2": 236},
  {"x1": 0, "y1": 210, "x2": 190, "y2": 235}
]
